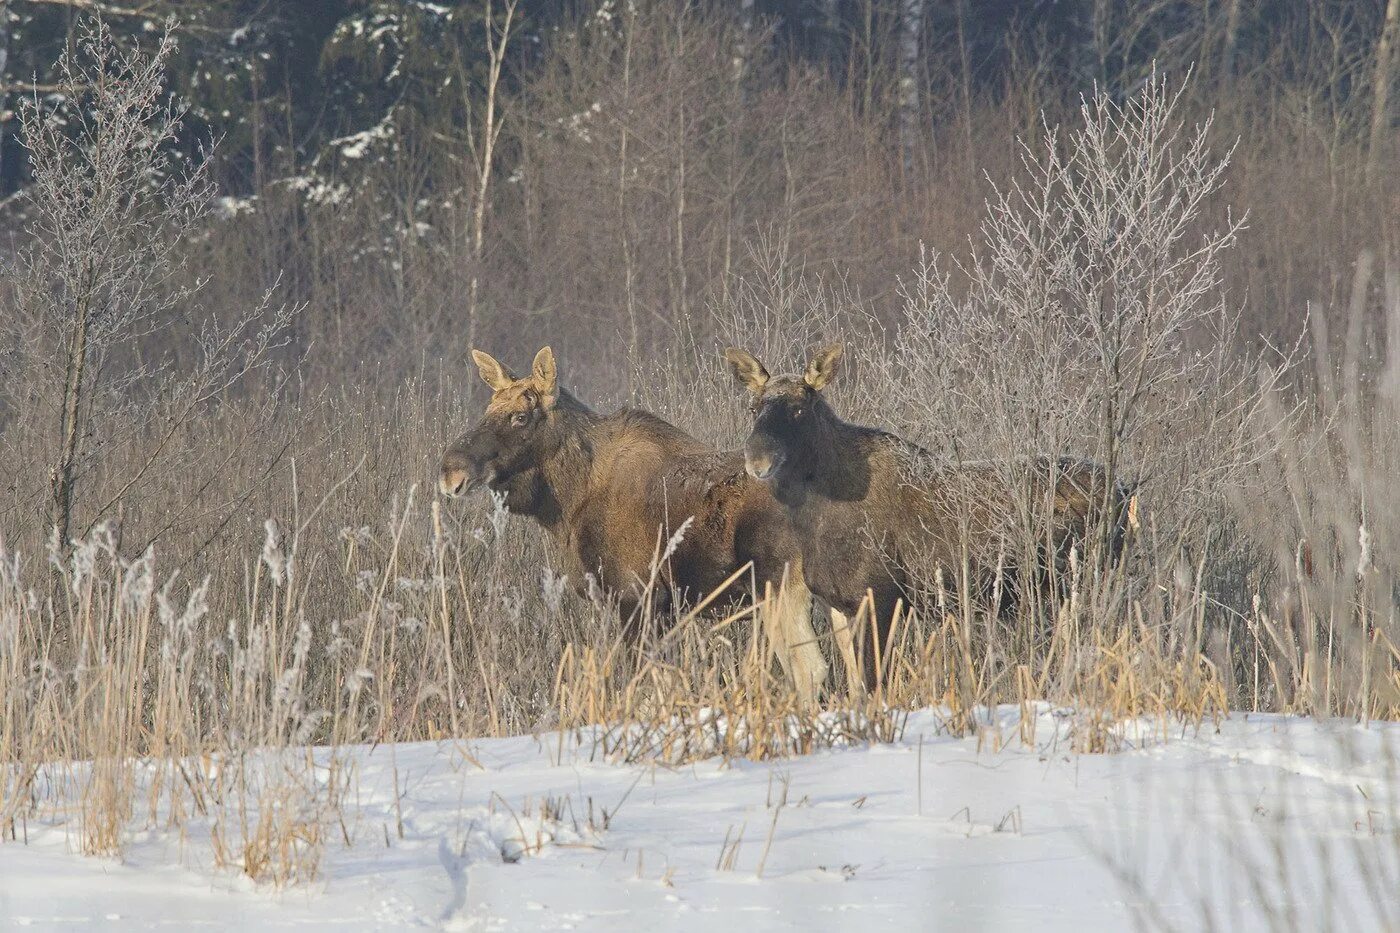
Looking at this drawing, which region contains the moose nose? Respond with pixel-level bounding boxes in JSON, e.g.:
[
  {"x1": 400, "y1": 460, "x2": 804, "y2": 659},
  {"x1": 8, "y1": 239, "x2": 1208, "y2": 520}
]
[
  {"x1": 439, "y1": 467, "x2": 469, "y2": 498},
  {"x1": 745, "y1": 450, "x2": 783, "y2": 481}
]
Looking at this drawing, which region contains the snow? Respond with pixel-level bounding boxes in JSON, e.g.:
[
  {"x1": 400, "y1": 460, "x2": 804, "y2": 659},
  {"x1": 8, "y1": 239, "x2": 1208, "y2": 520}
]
[
  {"x1": 328, "y1": 118, "x2": 395, "y2": 161},
  {"x1": 2, "y1": 708, "x2": 1397, "y2": 930},
  {"x1": 213, "y1": 195, "x2": 257, "y2": 219}
]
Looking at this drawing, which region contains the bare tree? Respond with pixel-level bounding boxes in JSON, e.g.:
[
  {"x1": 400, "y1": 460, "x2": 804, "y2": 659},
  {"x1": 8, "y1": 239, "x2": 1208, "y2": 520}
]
[
  {"x1": 894, "y1": 73, "x2": 1286, "y2": 546},
  {"x1": 3, "y1": 18, "x2": 294, "y2": 550}
]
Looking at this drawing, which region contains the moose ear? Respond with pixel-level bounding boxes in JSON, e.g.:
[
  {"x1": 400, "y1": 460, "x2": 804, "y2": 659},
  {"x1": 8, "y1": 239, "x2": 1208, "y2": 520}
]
[
  {"x1": 723, "y1": 347, "x2": 770, "y2": 393},
  {"x1": 531, "y1": 346, "x2": 558, "y2": 408},
  {"x1": 803, "y1": 343, "x2": 843, "y2": 391},
  {"x1": 472, "y1": 349, "x2": 515, "y2": 391}
]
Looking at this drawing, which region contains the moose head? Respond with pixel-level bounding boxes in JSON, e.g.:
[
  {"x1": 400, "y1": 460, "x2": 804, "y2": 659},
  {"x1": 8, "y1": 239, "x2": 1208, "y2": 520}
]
[
  {"x1": 439, "y1": 347, "x2": 562, "y2": 505},
  {"x1": 723, "y1": 343, "x2": 843, "y2": 483}
]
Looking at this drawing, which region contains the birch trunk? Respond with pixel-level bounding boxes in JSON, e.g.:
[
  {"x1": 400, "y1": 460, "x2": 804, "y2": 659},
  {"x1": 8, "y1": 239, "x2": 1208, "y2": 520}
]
[
  {"x1": 51, "y1": 297, "x2": 91, "y2": 547},
  {"x1": 735, "y1": 0, "x2": 755, "y2": 83},
  {"x1": 1221, "y1": 0, "x2": 1242, "y2": 89},
  {"x1": 468, "y1": 0, "x2": 517, "y2": 357},
  {"x1": 1369, "y1": 0, "x2": 1400, "y2": 179},
  {"x1": 898, "y1": 0, "x2": 923, "y2": 175}
]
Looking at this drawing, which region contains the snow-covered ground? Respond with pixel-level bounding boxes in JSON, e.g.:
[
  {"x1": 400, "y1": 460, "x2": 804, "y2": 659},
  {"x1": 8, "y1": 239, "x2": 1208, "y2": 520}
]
[{"x1": 2, "y1": 708, "x2": 1398, "y2": 930}]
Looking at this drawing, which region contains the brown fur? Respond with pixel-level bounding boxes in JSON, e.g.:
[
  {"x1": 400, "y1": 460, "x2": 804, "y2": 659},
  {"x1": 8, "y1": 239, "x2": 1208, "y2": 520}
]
[
  {"x1": 725, "y1": 344, "x2": 1130, "y2": 682},
  {"x1": 440, "y1": 348, "x2": 810, "y2": 641}
]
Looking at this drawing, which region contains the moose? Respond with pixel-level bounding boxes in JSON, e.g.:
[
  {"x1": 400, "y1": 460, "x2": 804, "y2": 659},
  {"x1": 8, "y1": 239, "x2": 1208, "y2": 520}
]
[
  {"x1": 724, "y1": 343, "x2": 1131, "y2": 689},
  {"x1": 439, "y1": 347, "x2": 828, "y2": 703}
]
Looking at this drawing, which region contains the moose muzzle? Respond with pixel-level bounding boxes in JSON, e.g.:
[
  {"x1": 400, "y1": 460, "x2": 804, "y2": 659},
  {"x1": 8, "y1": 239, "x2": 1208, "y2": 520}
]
[
  {"x1": 438, "y1": 437, "x2": 500, "y2": 498},
  {"x1": 743, "y1": 436, "x2": 786, "y2": 481}
]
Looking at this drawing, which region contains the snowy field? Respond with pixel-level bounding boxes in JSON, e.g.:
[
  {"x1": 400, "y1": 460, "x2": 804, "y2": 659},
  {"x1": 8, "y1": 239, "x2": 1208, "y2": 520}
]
[{"x1": 2, "y1": 708, "x2": 1397, "y2": 931}]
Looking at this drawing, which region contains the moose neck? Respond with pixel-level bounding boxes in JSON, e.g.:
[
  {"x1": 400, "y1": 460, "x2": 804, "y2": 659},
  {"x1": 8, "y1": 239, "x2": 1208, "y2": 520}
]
[{"x1": 505, "y1": 389, "x2": 600, "y2": 532}]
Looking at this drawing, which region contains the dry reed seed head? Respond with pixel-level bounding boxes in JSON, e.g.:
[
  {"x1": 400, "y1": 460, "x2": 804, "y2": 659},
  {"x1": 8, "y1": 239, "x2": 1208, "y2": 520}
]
[
  {"x1": 167, "y1": 581, "x2": 210, "y2": 656},
  {"x1": 67, "y1": 523, "x2": 119, "y2": 596},
  {"x1": 346, "y1": 667, "x2": 375, "y2": 696},
  {"x1": 324, "y1": 621, "x2": 355, "y2": 661},
  {"x1": 353, "y1": 569, "x2": 379, "y2": 594},
  {"x1": 45, "y1": 526, "x2": 62, "y2": 572},
  {"x1": 261, "y1": 518, "x2": 288, "y2": 587},
  {"x1": 119, "y1": 546, "x2": 156, "y2": 614},
  {"x1": 272, "y1": 621, "x2": 314, "y2": 713},
  {"x1": 488, "y1": 489, "x2": 510, "y2": 539},
  {"x1": 0, "y1": 541, "x2": 20, "y2": 589},
  {"x1": 541, "y1": 567, "x2": 569, "y2": 614},
  {"x1": 659, "y1": 517, "x2": 695, "y2": 564},
  {"x1": 338, "y1": 526, "x2": 373, "y2": 546}
]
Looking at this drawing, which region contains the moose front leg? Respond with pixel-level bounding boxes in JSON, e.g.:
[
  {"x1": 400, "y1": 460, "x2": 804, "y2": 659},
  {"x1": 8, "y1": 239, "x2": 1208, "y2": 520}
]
[{"x1": 762, "y1": 571, "x2": 826, "y2": 709}]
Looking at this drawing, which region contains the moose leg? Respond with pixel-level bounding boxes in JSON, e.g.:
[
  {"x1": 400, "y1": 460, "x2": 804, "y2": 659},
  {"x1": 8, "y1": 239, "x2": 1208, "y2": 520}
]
[
  {"x1": 763, "y1": 570, "x2": 827, "y2": 709},
  {"x1": 829, "y1": 607, "x2": 864, "y2": 701},
  {"x1": 859, "y1": 587, "x2": 904, "y2": 691}
]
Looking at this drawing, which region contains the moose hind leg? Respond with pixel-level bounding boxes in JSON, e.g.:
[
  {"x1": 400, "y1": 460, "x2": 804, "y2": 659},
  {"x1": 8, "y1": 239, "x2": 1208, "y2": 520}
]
[
  {"x1": 829, "y1": 607, "x2": 865, "y2": 701},
  {"x1": 855, "y1": 587, "x2": 903, "y2": 691}
]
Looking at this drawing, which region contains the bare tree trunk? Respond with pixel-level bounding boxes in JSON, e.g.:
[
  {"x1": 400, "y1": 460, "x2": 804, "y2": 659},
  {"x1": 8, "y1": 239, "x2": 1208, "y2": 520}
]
[
  {"x1": 1370, "y1": 0, "x2": 1400, "y2": 180},
  {"x1": 672, "y1": 13, "x2": 689, "y2": 322},
  {"x1": 50, "y1": 297, "x2": 91, "y2": 547},
  {"x1": 23, "y1": 23, "x2": 297, "y2": 558},
  {"x1": 467, "y1": 0, "x2": 517, "y2": 356},
  {"x1": 249, "y1": 51, "x2": 263, "y2": 195},
  {"x1": 0, "y1": 1, "x2": 9, "y2": 185},
  {"x1": 735, "y1": 0, "x2": 755, "y2": 83},
  {"x1": 618, "y1": 8, "x2": 639, "y2": 369},
  {"x1": 1220, "y1": 0, "x2": 1242, "y2": 89},
  {"x1": 819, "y1": 0, "x2": 841, "y2": 59},
  {"x1": 898, "y1": 0, "x2": 923, "y2": 176},
  {"x1": 955, "y1": 0, "x2": 974, "y2": 171},
  {"x1": 1380, "y1": 255, "x2": 1400, "y2": 406},
  {"x1": 859, "y1": 0, "x2": 873, "y2": 116},
  {"x1": 720, "y1": 0, "x2": 753, "y2": 321},
  {"x1": 1092, "y1": 0, "x2": 1112, "y2": 84},
  {"x1": 1198, "y1": 0, "x2": 1213, "y2": 84},
  {"x1": 673, "y1": 106, "x2": 688, "y2": 321}
]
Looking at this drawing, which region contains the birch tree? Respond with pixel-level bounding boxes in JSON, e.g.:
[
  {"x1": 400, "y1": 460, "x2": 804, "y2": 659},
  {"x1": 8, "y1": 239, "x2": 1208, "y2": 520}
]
[{"x1": 3, "y1": 19, "x2": 293, "y2": 549}]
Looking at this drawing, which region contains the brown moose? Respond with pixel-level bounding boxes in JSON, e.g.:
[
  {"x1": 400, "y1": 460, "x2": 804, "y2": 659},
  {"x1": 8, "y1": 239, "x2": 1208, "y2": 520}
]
[
  {"x1": 724, "y1": 343, "x2": 1130, "y2": 690},
  {"x1": 439, "y1": 347, "x2": 827, "y2": 703}
]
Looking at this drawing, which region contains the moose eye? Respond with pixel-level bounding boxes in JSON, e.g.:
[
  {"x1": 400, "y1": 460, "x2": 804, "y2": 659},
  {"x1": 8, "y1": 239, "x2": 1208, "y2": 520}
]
[
  {"x1": 793, "y1": 407, "x2": 805, "y2": 418},
  {"x1": 510, "y1": 412, "x2": 530, "y2": 427}
]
